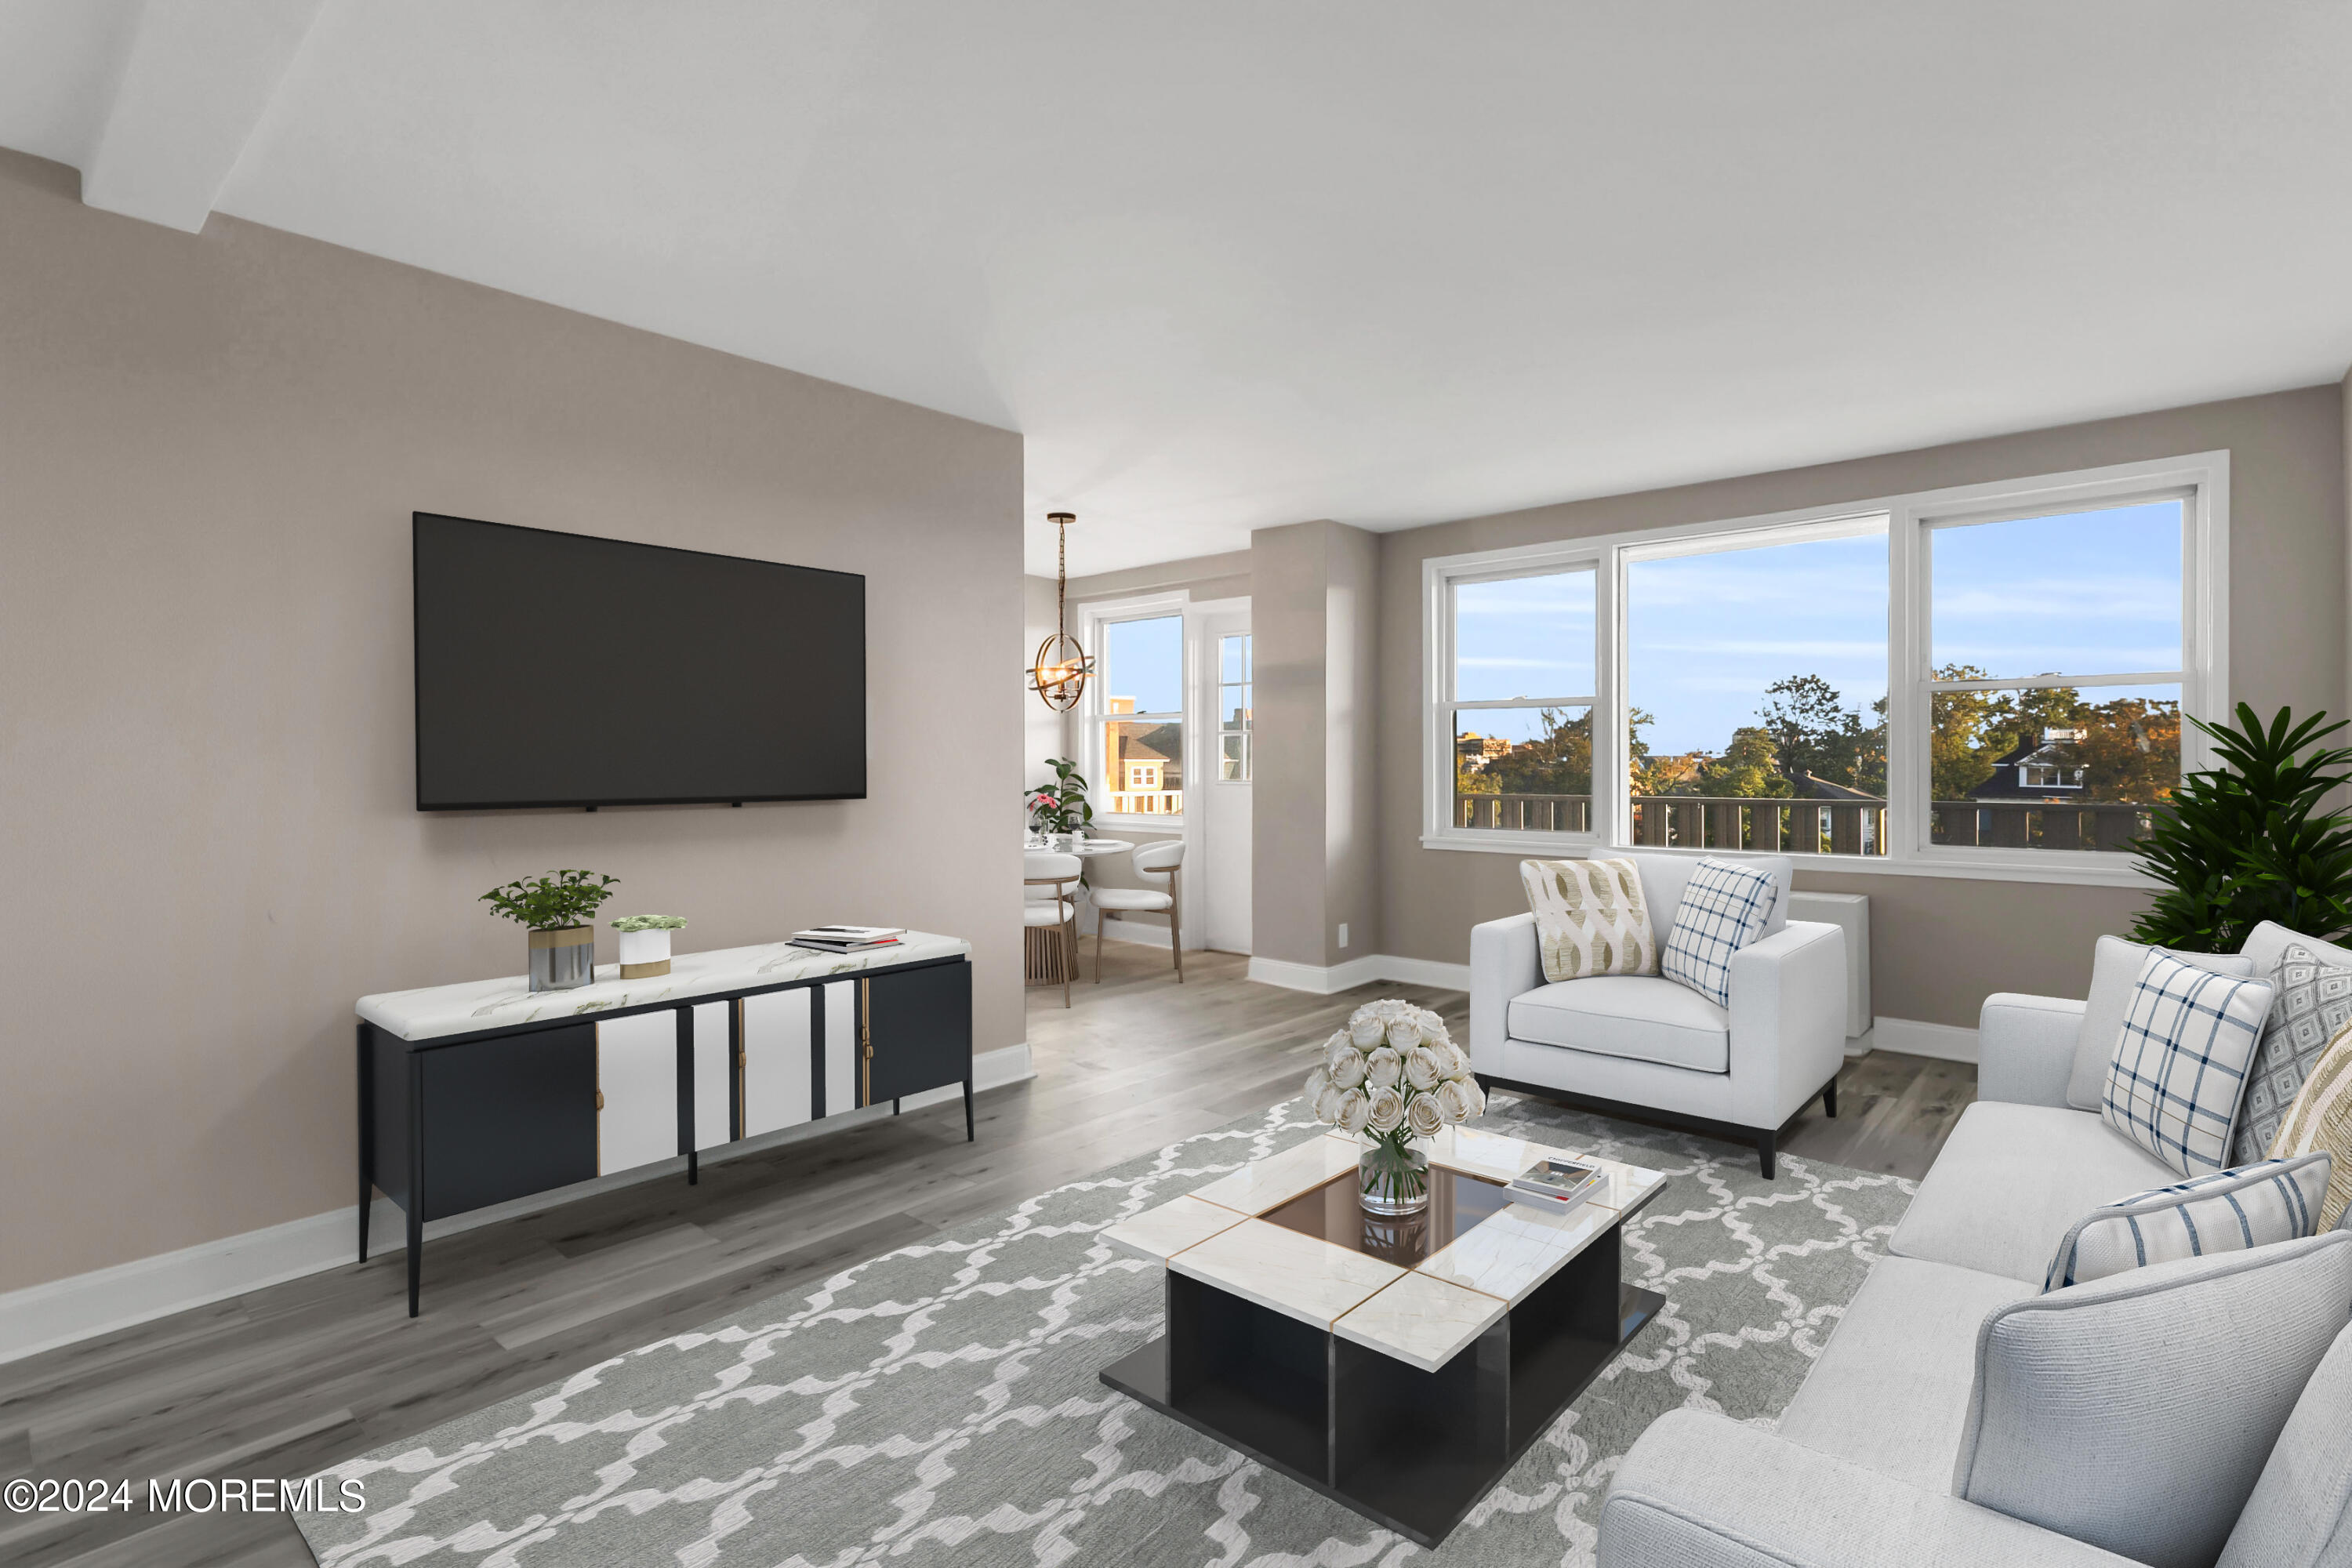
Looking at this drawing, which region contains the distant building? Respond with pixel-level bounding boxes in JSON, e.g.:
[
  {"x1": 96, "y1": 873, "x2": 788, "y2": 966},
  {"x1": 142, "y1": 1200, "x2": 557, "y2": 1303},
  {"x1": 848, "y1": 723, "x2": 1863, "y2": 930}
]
[
  {"x1": 1456, "y1": 732, "x2": 1511, "y2": 765},
  {"x1": 1971, "y1": 728, "x2": 2089, "y2": 800}
]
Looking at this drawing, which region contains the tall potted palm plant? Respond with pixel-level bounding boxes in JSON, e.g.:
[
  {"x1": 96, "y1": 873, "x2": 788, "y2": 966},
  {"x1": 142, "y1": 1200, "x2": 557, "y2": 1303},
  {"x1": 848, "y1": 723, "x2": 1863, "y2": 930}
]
[{"x1": 2130, "y1": 704, "x2": 2352, "y2": 953}]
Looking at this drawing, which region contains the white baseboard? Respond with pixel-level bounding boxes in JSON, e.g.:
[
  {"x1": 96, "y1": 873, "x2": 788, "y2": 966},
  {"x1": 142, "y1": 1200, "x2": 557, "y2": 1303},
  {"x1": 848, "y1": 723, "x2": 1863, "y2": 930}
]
[
  {"x1": 1246, "y1": 954, "x2": 1471, "y2": 995},
  {"x1": 1374, "y1": 954, "x2": 1474, "y2": 991},
  {"x1": 0, "y1": 1042, "x2": 1034, "y2": 1367},
  {"x1": 1869, "y1": 1016, "x2": 1980, "y2": 1064}
]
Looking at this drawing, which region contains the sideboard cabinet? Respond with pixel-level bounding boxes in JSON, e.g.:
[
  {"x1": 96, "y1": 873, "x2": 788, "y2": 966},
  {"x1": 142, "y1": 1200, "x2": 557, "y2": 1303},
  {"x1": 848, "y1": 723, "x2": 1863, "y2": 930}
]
[{"x1": 358, "y1": 935, "x2": 973, "y2": 1314}]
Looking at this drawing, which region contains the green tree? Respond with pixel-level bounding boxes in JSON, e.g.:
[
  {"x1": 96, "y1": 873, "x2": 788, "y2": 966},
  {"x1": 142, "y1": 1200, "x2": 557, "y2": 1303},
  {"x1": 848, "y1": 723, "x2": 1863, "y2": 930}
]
[
  {"x1": 1929, "y1": 664, "x2": 2022, "y2": 800},
  {"x1": 1484, "y1": 707, "x2": 1592, "y2": 796},
  {"x1": 1756, "y1": 675, "x2": 1888, "y2": 794},
  {"x1": 2074, "y1": 696, "x2": 2180, "y2": 804},
  {"x1": 1695, "y1": 727, "x2": 1792, "y2": 799}
]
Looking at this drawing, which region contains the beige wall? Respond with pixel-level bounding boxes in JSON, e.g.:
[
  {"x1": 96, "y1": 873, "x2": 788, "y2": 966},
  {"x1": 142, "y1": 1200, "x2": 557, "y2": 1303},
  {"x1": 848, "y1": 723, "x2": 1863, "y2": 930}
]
[
  {"x1": 1378, "y1": 384, "x2": 2347, "y2": 1026},
  {"x1": 1252, "y1": 521, "x2": 1383, "y2": 967},
  {"x1": 0, "y1": 151, "x2": 1025, "y2": 1294}
]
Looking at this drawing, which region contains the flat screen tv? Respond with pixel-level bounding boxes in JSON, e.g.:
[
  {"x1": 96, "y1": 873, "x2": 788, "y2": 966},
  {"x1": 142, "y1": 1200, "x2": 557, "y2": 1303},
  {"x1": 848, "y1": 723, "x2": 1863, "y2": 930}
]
[{"x1": 413, "y1": 513, "x2": 865, "y2": 810}]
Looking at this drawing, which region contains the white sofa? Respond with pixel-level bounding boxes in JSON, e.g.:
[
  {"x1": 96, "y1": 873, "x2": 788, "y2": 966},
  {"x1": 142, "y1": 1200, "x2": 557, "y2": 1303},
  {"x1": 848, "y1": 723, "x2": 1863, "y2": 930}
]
[
  {"x1": 1469, "y1": 851, "x2": 1847, "y2": 1177},
  {"x1": 1595, "y1": 920, "x2": 2352, "y2": 1568}
]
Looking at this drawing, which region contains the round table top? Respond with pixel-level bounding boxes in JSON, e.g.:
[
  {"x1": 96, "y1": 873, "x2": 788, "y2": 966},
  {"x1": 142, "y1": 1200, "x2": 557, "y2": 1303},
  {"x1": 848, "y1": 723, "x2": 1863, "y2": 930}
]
[{"x1": 1025, "y1": 836, "x2": 1136, "y2": 858}]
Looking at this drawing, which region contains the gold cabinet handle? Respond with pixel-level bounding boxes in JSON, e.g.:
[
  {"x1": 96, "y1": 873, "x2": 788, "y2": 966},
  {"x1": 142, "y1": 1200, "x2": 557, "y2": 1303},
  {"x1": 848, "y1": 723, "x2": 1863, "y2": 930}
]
[{"x1": 596, "y1": 1089, "x2": 605, "y2": 1112}]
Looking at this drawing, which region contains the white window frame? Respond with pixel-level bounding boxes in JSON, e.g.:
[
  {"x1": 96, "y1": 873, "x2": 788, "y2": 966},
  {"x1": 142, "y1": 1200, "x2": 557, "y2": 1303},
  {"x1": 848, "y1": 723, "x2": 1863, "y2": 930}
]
[
  {"x1": 1421, "y1": 451, "x2": 2228, "y2": 887},
  {"x1": 1432, "y1": 562, "x2": 1605, "y2": 844},
  {"x1": 1215, "y1": 630, "x2": 1253, "y2": 784},
  {"x1": 1080, "y1": 593, "x2": 1190, "y2": 829}
]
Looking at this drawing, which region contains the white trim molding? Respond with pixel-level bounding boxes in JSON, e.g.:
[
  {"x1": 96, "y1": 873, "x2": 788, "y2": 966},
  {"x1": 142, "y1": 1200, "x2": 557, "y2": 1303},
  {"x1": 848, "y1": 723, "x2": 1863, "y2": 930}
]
[
  {"x1": 1247, "y1": 953, "x2": 1473, "y2": 995},
  {"x1": 0, "y1": 1043, "x2": 1035, "y2": 1367},
  {"x1": 1867, "y1": 1016, "x2": 1981, "y2": 1064}
]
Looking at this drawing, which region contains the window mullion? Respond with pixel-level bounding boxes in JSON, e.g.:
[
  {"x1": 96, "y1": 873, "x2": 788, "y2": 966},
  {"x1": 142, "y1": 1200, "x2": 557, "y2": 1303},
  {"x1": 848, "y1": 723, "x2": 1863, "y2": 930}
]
[
  {"x1": 1593, "y1": 548, "x2": 1623, "y2": 848},
  {"x1": 1885, "y1": 502, "x2": 1925, "y2": 866}
]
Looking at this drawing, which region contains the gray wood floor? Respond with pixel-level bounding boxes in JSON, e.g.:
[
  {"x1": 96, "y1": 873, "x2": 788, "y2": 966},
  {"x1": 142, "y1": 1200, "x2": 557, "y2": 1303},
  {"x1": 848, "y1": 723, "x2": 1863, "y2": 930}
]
[{"x1": 0, "y1": 943, "x2": 1971, "y2": 1566}]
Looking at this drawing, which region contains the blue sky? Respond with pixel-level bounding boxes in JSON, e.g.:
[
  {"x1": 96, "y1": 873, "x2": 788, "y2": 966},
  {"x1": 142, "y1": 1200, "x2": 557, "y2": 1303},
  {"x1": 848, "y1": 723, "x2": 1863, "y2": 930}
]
[
  {"x1": 1102, "y1": 613, "x2": 1184, "y2": 713},
  {"x1": 1454, "y1": 500, "x2": 2183, "y2": 756}
]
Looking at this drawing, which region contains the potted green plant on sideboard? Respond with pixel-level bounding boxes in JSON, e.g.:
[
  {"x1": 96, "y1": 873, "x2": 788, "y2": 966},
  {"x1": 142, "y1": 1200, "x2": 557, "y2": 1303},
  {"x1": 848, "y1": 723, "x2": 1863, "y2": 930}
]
[
  {"x1": 612, "y1": 913, "x2": 687, "y2": 978},
  {"x1": 481, "y1": 869, "x2": 620, "y2": 991},
  {"x1": 2131, "y1": 703, "x2": 2352, "y2": 953},
  {"x1": 1026, "y1": 757, "x2": 1094, "y2": 849}
]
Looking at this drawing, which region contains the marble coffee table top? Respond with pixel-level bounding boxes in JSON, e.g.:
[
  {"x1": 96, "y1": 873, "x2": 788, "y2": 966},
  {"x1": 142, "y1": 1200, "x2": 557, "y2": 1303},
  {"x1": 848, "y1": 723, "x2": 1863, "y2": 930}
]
[{"x1": 1102, "y1": 1123, "x2": 1668, "y2": 1373}]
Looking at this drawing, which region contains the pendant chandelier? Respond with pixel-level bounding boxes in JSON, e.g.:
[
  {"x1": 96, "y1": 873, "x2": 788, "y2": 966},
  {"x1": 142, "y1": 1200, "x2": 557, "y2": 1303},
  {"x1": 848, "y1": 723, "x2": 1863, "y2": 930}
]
[{"x1": 1028, "y1": 511, "x2": 1095, "y2": 711}]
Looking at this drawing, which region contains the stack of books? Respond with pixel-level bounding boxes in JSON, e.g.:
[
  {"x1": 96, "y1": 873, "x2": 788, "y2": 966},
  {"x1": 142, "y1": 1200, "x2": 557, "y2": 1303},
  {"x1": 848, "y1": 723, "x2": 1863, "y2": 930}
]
[
  {"x1": 788, "y1": 925, "x2": 906, "y2": 953},
  {"x1": 1506, "y1": 1156, "x2": 1606, "y2": 1215}
]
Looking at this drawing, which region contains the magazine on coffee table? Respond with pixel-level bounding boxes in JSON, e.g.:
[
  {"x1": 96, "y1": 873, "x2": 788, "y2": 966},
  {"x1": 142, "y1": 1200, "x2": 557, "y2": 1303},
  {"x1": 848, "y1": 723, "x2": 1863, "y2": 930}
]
[{"x1": 1506, "y1": 1156, "x2": 1605, "y2": 1214}]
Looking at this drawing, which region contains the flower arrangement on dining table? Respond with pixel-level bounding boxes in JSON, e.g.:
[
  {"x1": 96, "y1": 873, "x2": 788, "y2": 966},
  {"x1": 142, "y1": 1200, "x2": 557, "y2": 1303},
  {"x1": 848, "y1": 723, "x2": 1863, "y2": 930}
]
[{"x1": 1303, "y1": 999, "x2": 1486, "y2": 1214}]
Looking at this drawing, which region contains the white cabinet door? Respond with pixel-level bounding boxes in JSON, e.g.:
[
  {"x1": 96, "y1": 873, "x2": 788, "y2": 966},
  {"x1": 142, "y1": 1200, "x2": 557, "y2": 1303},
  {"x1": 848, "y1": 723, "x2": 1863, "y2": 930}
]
[
  {"x1": 823, "y1": 979, "x2": 858, "y2": 1115},
  {"x1": 742, "y1": 988, "x2": 812, "y2": 1138},
  {"x1": 596, "y1": 1013, "x2": 679, "y2": 1175},
  {"x1": 691, "y1": 1000, "x2": 731, "y2": 1149}
]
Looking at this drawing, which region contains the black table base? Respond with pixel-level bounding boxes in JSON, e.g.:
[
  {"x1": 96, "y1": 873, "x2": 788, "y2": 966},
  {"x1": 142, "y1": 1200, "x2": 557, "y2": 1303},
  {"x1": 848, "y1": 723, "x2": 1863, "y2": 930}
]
[{"x1": 1100, "y1": 1228, "x2": 1661, "y2": 1548}]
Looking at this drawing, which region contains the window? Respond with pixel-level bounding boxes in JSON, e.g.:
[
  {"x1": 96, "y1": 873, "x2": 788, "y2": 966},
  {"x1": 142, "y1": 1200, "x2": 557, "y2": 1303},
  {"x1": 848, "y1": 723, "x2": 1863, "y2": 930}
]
[
  {"x1": 1096, "y1": 613, "x2": 1184, "y2": 819},
  {"x1": 1218, "y1": 633, "x2": 1252, "y2": 781},
  {"x1": 1421, "y1": 452, "x2": 2225, "y2": 884},
  {"x1": 1443, "y1": 569, "x2": 1595, "y2": 834},
  {"x1": 1924, "y1": 499, "x2": 2184, "y2": 855},
  {"x1": 1624, "y1": 522, "x2": 1887, "y2": 855}
]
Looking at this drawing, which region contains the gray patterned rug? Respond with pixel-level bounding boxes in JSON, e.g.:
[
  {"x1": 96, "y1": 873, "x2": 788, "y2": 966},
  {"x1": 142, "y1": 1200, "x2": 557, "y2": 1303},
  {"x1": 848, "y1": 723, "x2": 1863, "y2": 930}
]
[{"x1": 298, "y1": 1097, "x2": 1914, "y2": 1566}]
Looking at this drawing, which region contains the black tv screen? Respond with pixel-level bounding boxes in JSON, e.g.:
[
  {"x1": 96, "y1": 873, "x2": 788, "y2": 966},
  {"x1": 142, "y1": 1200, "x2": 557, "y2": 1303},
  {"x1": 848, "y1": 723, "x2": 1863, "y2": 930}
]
[{"x1": 413, "y1": 514, "x2": 865, "y2": 809}]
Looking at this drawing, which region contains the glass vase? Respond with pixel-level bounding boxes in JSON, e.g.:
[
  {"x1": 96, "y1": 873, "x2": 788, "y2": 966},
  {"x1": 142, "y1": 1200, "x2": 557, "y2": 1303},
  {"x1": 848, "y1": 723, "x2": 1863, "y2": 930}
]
[{"x1": 1359, "y1": 1130, "x2": 1431, "y2": 1216}]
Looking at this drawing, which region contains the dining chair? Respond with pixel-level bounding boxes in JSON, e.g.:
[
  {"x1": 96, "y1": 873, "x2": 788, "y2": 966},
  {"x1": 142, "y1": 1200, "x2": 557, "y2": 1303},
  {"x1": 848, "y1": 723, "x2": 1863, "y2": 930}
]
[
  {"x1": 1091, "y1": 840, "x2": 1183, "y2": 982},
  {"x1": 1022, "y1": 850, "x2": 1083, "y2": 1006}
]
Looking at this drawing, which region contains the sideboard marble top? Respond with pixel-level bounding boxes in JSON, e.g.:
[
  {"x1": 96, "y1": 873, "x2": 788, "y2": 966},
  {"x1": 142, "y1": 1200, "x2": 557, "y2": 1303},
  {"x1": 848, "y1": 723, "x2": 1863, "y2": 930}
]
[{"x1": 358, "y1": 931, "x2": 971, "y2": 1042}]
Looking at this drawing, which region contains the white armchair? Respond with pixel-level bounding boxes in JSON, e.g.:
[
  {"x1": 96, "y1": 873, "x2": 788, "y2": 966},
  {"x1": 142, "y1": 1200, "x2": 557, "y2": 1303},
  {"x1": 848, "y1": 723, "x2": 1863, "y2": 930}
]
[{"x1": 1468, "y1": 851, "x2": 1847, "y2": 1177}]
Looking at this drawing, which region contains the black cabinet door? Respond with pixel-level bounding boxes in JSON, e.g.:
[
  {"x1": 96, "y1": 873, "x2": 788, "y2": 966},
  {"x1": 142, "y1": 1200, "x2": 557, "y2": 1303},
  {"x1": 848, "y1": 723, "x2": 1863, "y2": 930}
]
[
  {"x1": 420, "y1": 1025, "x2": 597, "y2": 1221},
  {"x1": 866, "y1": 961, "x2": 973, "y2": 1105}
]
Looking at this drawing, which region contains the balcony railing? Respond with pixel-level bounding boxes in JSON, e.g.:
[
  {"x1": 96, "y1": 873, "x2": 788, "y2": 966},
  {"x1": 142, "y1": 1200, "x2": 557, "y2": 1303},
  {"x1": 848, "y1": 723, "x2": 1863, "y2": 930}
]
[
  {"x1": 1454, "y1": 793, "x2": 2155, "y2": 855},
  {"x1": 1108, "y1": 790, "x2": 1184, "y2": 815}
]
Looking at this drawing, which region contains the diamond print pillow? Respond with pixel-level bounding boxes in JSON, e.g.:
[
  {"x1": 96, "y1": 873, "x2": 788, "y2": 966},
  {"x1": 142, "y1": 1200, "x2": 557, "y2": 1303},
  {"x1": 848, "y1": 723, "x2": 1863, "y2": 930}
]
[
  {"x1": 1659, "y1": 856, "x2": 1779, "y2": 1007},
  {"x1": 1519, "y1": 857, "x2": 1657, "y2": 982},
  {"x1": 2043, "y1": 1152, "x2": 2330, "y2": 1292},
  {"x1": 2103, "y1": 950, "x2": 2274, "y2": 1178},
  {"x1": 2234, "y1": 942, "x2": 2352, "y2": 1166}
]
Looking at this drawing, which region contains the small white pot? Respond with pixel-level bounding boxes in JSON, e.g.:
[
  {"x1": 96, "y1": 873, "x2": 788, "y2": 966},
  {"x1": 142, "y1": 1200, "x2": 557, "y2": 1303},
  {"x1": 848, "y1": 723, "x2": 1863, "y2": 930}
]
[{"x1": 617, "y1": 927, "x2": 672, "y2": 978}]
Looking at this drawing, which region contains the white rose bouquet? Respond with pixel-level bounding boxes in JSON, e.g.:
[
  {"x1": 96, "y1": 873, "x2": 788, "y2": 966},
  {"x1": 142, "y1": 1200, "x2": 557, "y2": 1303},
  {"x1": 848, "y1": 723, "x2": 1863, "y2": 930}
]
[{"x1": 1302, "y1": 999, "x2": 1486, "y2": 1214}]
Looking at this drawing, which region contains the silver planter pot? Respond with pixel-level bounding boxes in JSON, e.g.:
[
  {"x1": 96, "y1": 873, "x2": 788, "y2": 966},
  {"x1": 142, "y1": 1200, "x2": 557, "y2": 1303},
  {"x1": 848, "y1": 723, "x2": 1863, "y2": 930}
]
[{"x1": 528, "y1": 927, "x2": 597, "y2": 992}]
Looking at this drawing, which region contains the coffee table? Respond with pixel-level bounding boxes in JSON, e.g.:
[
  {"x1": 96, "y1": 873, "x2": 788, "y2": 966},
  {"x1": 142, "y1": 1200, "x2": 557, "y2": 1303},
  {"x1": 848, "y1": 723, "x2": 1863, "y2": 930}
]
[{"x1": 1098, "y1": 1124, "x2": 1668, "y2": 1547}]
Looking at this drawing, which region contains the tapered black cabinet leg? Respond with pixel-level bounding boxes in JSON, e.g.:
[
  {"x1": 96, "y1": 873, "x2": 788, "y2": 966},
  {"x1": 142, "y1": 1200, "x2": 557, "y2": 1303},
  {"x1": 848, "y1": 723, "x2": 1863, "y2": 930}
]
[
  {"x1": 1822, "y1": 1075, "x2": 1838, "y2": 1118},
  {"x1": 357, "y1": 1022, "x2": 372, "y2": 1264},
  {"x1": 407, "y1": 1052, "x2": 425, "y2": 1316},
  {"x1": 405, "y1": 1207, "x2": 423, "y2": 1317},
  {"x1": 1756, "y1": 1129, "x2": 1777, "y2": 1181},
  {"x1": 893, "y1": 1098, "x2": 902, "y2": 1116},
  {"x1": 964, "y1": 1078, "x2": 975, "y2": 1142}
]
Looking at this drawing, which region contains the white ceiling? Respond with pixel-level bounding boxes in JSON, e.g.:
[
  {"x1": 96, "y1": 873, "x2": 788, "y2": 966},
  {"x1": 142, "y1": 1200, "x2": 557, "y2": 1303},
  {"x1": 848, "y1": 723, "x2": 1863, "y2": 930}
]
[{"x1": 5, "y1": 2, "x2": 2351, "y2": 576}]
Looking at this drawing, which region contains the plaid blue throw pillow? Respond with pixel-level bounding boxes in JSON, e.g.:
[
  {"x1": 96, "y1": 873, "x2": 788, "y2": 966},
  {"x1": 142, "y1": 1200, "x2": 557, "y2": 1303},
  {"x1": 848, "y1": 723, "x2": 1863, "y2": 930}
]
[
  {"x1": 2103, "y1": 949, "x2": 2275, "y2": 1177},
  {"x1": 2044, "y1": 1152, "x2": 2330, "y2": 1291},
  {"x1": 1659, "y1": 857, "x2": 1779, "y2": 1007}
]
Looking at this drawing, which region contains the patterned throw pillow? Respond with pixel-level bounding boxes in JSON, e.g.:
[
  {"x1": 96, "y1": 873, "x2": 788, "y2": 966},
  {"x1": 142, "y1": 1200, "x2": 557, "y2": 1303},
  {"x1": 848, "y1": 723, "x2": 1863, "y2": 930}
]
[
  {"x1": 1658, "y1": 856, "x2": 1779, "y2": 1008},
  {"x1": 2042, "y1": 1153, "x2": 2330, "y2": 1292},
  {"x1": 2269, "y1": 1017, "x2": 2352, "y2": 1229},
  {"x1": 2236, "y1": 942, "x2": 2352, "y2": 1166},
  {"x1": 1518, "y1": 858, "x2": 1657, "y2": 982},
  {"x1": 2103, "y1": 949, "x2": 2274, "y2": 1178}
]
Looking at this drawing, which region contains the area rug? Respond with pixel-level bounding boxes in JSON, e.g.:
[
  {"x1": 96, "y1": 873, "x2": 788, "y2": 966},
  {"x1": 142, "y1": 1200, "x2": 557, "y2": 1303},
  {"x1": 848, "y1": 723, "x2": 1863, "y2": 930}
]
[{"x1": 297, "y1": 1098, "x2": 1915, "y2": 1566}]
